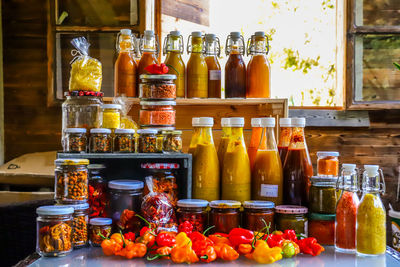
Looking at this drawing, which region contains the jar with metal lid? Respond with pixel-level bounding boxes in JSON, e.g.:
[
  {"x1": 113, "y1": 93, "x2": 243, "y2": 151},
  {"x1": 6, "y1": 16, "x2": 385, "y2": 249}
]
[
  {"x1": 156, "y1": 129, "x2": 165, "y2": 153},
  {"x1": 163, "y1": 130, "x2": 183, "y2": 153},
  {"x1": 309, "y1": 213, "x2": 335, "y2": 245},
  {"x1": 138, "y1": 129, "x2": 158, "y2": 153},
  {"x1": 275, "y1": 205, "x2": 308, "y2": 236},
  {"x1": 55, "y1": 158, "x2": 89, "y2": 203},
  {"x1": 209, "y1": 200, "x2": 241, "y2": 234},
  {"x1": 243, "y1": 201, "x2": 275, "y2": 231},
  {"x1": 108, "y1": 180, "x2": 144, "y2": 233},
  {"x1": 139, "y1": 101, "x2": 176, "y2": 127},
  {"x1": 309, "y1": 176, "x2": 340, "y2": 214},
  {"x1": 317, "y1": 151, "x2": 339, "y2": 177},
  {"x1": 88, "y1": 164, "x2": 108, "y2": 218},
  {"x1": 177, "y1": 199, "x2": 209, "y2": 232},
  {"x1": 102, "y1": 104, "x2": 121, "y2": 130},
  {"x1": 66, "y1": 203, "x2": 89, "y2": 248},
  {"x1": 139, "y1": 74, "x2": 177, "y2": 100},
  {"x1": 63, "y1": 128, "x2": 87, "y2": 153},
  {"x1": 89, "y1": 218, "x2": 112, "y2": 247},
  {"x1": 114, "y1": 128, "x2": 135, "y2": 153},
  {"x1": 90, "y1": 128, "x2": 112, "y2": 153},
  {"x1": 36, "y1": 205, "x2": 74, "y2": 257}
]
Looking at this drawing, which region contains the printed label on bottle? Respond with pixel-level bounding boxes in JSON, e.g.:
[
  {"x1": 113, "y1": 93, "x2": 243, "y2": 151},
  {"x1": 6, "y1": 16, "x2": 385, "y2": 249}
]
[
  {"x1": 260, "y1": 184, "x2": 278, "y2": 197},
  {"x1": 209, "y1": 70, "x2": 221, "y2": 80}
]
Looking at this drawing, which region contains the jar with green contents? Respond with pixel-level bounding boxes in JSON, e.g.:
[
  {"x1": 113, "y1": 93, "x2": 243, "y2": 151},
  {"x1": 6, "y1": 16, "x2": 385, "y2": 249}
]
[
  {"x1": 309, "y1": 176, "x2": 340, "y2": 214},
  {"x1": 275, "y1": 205, "x2": 308, "y2": 236}
]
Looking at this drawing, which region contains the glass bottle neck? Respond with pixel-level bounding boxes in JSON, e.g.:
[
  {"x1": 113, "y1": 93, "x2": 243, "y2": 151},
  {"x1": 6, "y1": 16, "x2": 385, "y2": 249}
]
[
  {"x1": 228, "y1": 39, "x2": 243, "y2": 55},
  {"x1": 166, "y1": 37, "x2": 182, "y2": 53},
  {"x1": 205, "y1": 41, "x2": 218, "y2": 56},
  {"x1": 259, "y1": 127, "x2": 277, "y2": 151},
  {"x1": 191, "y1": 37, "x2": 203, "y2": 53},
  {"x1": 221, "y1": 126, "x2": 231, "y2": 137},
  {"x1": 288, "y1": 127, "x2": 306, "y2": 149},
  {"x1": 249, "y1": 37, "x2": 268, "y2": 55},
  {"x1": 362, "y1": 172, "x2": 382, "y2": 193},
  {"x1": 118, "y1": 34, "x2": 134, "y2": 52},
  {"x1": 199, "y1": 127, "x2": 214, "y2": 144},
  {"x1": 339, "y1": 172, "x2": 358, "y2": 192},
  {"x1": 278, "y1": 127, "x2": 292, "y2": 147},
  {"x1": 142, "y1": 37, "x2": 156, "y2": 52}
]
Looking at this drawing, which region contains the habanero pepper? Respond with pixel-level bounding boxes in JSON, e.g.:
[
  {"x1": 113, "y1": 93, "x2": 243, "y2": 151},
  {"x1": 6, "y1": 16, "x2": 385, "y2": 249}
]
[
  {"x1": 209, "y1": 233, "x2": 232, "y2": 246},
  {"x1": 214, "y1": 243, "x2": 239, "y2": 261},
  {"x1": 200, "y1": 246, "x2": 217, "y2": 263},
  {"x1": 156, "y1": 232, "x2": 176, "y2": 247},
  {"x1": 228, "y1": 228, "x2": 254, "y2": 247},
  {"x1": 267, "y1": 233, "x2": 284, "y2": 248},
  {"x1": 123, "y1": 232, "x2": 135, "y2": 242},
  {"x1": 296, "y1": 237, "x2": 325, "y2": 256},
  {"x1": 237, "y1": 243, "x2": 253, "y2": 255},
  {"x1": 178, "y1": 220, "x2": 194, "y2": 236},
  {"x1": 190, "y1": 232, "x2": 214, "y2": 257},
  {"x1": 246, "y1": 240, "x2": 282, "y2": 264},
  {"x1": 145, "y1": 63, "x2": 169, "y2": 75},
  {"x1": 282, "y1": 229, "x2": 298, "y2": 242},
  {"x1": 115, "y1": 242, "x2": 147, "y2": 259}
]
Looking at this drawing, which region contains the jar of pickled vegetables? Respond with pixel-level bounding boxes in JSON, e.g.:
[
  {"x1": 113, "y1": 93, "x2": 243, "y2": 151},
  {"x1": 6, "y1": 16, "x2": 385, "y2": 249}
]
[
  {"x1": 139, "y1": 74, "x2": 177, "y2": 100},
  {"x1": 67, "y1": 203, "x2": 89, "y2": 248},
  {"x1": 309, "y1": 176, "x2": 340, "y2": 214},
  {"x1": 138, "y1": 129, "x2": 158, "y2": 153},
  {"x1": 243, "y1": 201, "x2": 275, "y2": 231},
  {"x1": 177, "y1": 199, "x2": 209, "y2": 232},
  {"x1": 63, "y1": 128, "x2": 87, "y2": 153},
  {"x1": 308, "y1": 213, "x2": 335, "y2": 245},
  {"x1": 275, "y1": 205, "x2": 308, "y2": 236},
  {"x1": 90, "y1": 128, "x2": 112, "y2": 153},
  {"x1": 88, "y1": 164, "x2": 108, "y2": 218},
  {"x1": 36, "y1": 205, "x2": 74, "y2": 257},
  {"x1": 114, "y1": 128, "x2": 135, "y2": 153},
  {"x1": 89, "y1": 218, "x2": 112, "y2": 247},
  {"x1": 139, "y1": 101, "x2": 176, "y2": 127},
  {"x1": 163, "y1": 130, "x2": 182, "y2": 153},
  {"x1": 102, "y1": 104, "x2": 121, "y2": 130},
  {"x1": 317, "y1": 151, "x2": 339, "y2": 177},
  {"x1": 209, "y1": 200, "x2": 241, "y2": 234}
]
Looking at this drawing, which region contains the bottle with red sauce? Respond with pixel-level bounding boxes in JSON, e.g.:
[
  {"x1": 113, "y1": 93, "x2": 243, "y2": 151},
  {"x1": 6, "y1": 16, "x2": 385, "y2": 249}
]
[
  {"x1": 283, "y1": 117, "x2": 313, "y2": 206},
  {"x1": 278, "y1": 118, "x2": 292, "y2": 166}
]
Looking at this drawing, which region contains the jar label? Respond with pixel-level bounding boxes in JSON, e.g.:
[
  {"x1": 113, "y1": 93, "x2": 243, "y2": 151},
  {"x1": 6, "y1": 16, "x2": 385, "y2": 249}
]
[
  {"x1": 209, "y1": 70, "x2": 221, "y2": 80},
  {"x1": 260, "y1": 184, "x2": 278, "y2": 197}
]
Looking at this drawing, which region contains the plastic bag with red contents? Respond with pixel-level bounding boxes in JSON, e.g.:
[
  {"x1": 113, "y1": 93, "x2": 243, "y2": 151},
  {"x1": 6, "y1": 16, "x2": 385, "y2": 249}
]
[{"x1": 141, "y1": 176, "x2": 178, "y2": 233}]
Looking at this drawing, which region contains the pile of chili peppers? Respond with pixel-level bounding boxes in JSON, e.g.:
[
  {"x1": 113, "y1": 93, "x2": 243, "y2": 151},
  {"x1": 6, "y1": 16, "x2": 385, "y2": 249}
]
[{"x1": 100, "y1": 217, "x2": 324, "y2": 264}]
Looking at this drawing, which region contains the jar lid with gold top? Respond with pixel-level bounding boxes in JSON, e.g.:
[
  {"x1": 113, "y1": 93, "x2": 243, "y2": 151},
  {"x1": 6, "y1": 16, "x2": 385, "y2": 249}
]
[
  {"x1": 55, "y1": 158, "x2": 89, "y2": 166},
  {"x1": 210, "y1": 200, "x2": 241, "y2": 209}
]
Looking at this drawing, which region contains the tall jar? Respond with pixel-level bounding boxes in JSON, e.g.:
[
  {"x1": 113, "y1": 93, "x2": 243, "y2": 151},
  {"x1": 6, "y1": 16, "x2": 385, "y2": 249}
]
[
  {"x1": 217, "y1": 118, "x2": 231, "y2": 172},
  {"x1": 88, "y1": 164, "x2": 108, "y2": 218},
  {"x1": 36, "y1": 205, "x2": 74, "y2": 257},
  {"x1": 102, "y1": 104, "x2": 121, "y2": 131},
  {"x1": 67, "y1": 203, "x2": 89, "y2": 248},
  {"x1": 243, "y1": 200, "x2": 275, "y2": 231},
  {"x1": 138, "y1": 30, "x2": 159, "y2": 79},
  {"x1": 177, "y1": 199, "x2": 209, "y2": 232},
  {"x1": 309, "y1": 176, "x2": 340, "y2": 214},
  {"x1": 209, "y1": 200, "x2": 241, "y2": 234},
  {"x1": 275, "y1": 205, "x2": 308, "y2": 236}
]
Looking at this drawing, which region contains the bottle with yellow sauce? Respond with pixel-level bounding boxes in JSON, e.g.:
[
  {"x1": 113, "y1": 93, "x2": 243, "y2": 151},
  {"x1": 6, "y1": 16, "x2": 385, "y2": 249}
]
[
  {"x1": 221, "y1": 117, "x2": 251, "y2": 202},
  {"x1": 192, "y1": 117, "x2": 220, "y2": 201},
  {"x1": 217, "y1": 118, "x2": 231, "y2": 171},
  {"x1": 187, "y1": 32, "x2": 208, "y2": 98},
  {"x1": 163, "y1": 31, "x2": 185, "y2": 98},
  {"x1": 356, "y1": 165, "x2": 386, "y2": 256},
  {"x1": 252, "y1": 118, "x2": 283, "y2": 205},
  {"x1": 248, "y1": 118, "x2": 262, "y2": 172},
  {"x1": 188, "y1": 117, "x2": 201, "y2": 154}
]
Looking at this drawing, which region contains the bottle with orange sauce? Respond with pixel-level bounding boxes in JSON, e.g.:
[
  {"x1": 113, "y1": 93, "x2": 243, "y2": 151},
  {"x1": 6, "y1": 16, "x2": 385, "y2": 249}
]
[
  {"x1": 248, "y1": 118, "x2": 262, "y2": 171},
  {"x1": 225, "y1": 32, "x2": 246, "y2": 98},
  {"x1": 138, "y1": 30, "x2": 159, "y2": 91},
  {"x1": 204, "y1": 33, "x2": 221, "y2": 98}
]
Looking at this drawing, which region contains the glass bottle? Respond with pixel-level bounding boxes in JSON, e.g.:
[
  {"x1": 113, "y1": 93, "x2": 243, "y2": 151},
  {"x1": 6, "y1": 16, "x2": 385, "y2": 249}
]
[
  {"x1": 283, "y1": 118, "x2": 313, "y2": 206},
  {"x1": 114, "y1": 29, "x2": 137, "y2": 97},
  {"x1": 217, "y1": 118, "x2": 231, "y2": 172},
  {"x1": 356, "y1": 165, "x2": 386, "y2": 256},
  {"x1": 335, "y1": 164, "x2": 359, "y2": 253},
  {"x1": 188, "y1": 117, "x2": 201, "y2": 154},
  {"x1": 222, "y1": 117, "x2": 251, "y2": 202},
  {"x1": 246, "y1": 31, "x2": 271, "y2": 98},
  {"x1": 204, "y1": 33, "x2": 221, "y2": 98},
  {"x1": 278, "y1": 118, "x2": 292, "y2": 165},
  {"x1": 192, "y1": 117, "x2": 220, "y2": 201},
  {"x1": 187, "y1": 32, "x2": 208, "y2": 98},
  {"x1": 252, "y1": 118, "x2": 283, "y2": 204},
  {"x1": 163, "y1": 31, "x2": 185, "y2": 98},
  {"x1": 248, "y1": 118, "x2": 262, "y2": 171},
  {"x1": 138, "y1": 30, "x2": 159, "y2": 90},
  {"x1": 225, "y1": 32, "x2": 246, "y2": 98}
]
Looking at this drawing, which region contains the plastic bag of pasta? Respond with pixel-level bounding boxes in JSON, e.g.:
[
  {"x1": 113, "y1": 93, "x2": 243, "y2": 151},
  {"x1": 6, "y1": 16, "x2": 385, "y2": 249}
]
[{"x1": 69, "y1": 37, "x2": 102, "y2": 92}]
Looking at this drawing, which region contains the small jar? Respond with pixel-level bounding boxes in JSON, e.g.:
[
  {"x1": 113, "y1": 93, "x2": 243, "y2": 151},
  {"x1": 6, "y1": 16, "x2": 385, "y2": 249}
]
[
  {"x1": 138, "y1": 129, "x2": 158, "y2": 153},
  {"x1": 209, "y1": 200, "x2": 241, "y2": 234},
  {"x1": 139, "y1": 101, "x2": 176, "y2": 127},
  {"x1": 108, "y1": 180, "x2": 144, "y2": 233},
  {"x1": 243, "y1": 201, "x2": 275, "y2": 231},
  {"x1": 102, "y1": 104, "x2": 121, "y2": 130},
  {"x1": 317, "y1": 151, "x2": 339, "y2": 177},
  {"x1": 90, "y1": 128, "x2": 112, "y2": 153},
  {"x1": 68, "y1": 203, "x2": 89, "y2": 248},
  {"x1": 309, "y1": 176, "x2": 340, "y2": 214},
  {"x1": 55, "y1": 158, "x2": 89, "y2": 203},
  {"x1": 163, "y1": 130, "x2": 183, "y2": 153},
  {"x1": 89, "y1": 217, "x2": 112, "y2": 247},
  {"x1": 309, "y1": 213, "x2": 335, "y2": 245},
  {"x1": 114, "y1": 128, "x2": 135, "y2": 153},
  {"x1": 36, "y1": 205, "x2": 74, "y2": 257},
  {"x1": 88, "y1": 164, "x2": 108, "y2": 218},
  {"x1": 139, "y1": 74, "x2": 177, "y2": 100},
  {"x1": 177, "y1": 199, "x2": 208, "y2": 232},
  {"x1": 275, "y1": 205, "x2": 308, "y2": 236},
  {"x1": 156, "y1": 129, "x2": 165, "y2": 153},
  {"x1": 63, "y1": 128, "x2": 87, "y2": 153}
]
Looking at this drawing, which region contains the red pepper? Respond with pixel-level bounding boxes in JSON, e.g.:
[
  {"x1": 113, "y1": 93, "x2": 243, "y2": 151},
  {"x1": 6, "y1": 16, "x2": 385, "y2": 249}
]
[
  {"x1": 228, "y1": 228, "x2": 254, "y2": 247},
  {"x1": 282, "y1": 230, "x2": 298, "y2": 242},
  {"x1": 267, "y1": 233, "x2": 284, "y2": 248},
  {"x1": 156, "y1": 232, "x2": 176, "y2": 247},
  {"x1": 123, "y1": 232, "x2": 135, "y2": 242},
  {"x1": 145, "y1": 63, "x2": 169, "y2": 74},
  {"x1": 190, "y1": 232, "x2": 214, "y2": 257},
  {"x1": 178, "y1": 221, "x2": 194, "y2": 235},
  {"x1": 140, "y1": 226, "x2": 151, "y2": 237},
  {"x1": 296, "y1": 237, "x2": 325, "y2": 256}
]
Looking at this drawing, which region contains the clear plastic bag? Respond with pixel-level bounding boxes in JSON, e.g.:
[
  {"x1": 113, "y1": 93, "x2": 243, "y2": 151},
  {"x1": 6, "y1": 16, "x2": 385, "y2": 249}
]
[
  {"x1": 69, "y1": 37, "x2": 102, "y2": 92},
  {"x1": 113, "y1": 96, "x2": 138, "y2": 130}
]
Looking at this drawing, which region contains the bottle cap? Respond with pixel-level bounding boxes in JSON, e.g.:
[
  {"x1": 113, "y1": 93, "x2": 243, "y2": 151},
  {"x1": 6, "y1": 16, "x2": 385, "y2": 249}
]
[
  {"x1": 177, "y1": 199, "x2": 209, "y2": 208},
  {"x1": 115, "y1": 128, "x2": 135, "y2": 134},
  {"x1": 64, "y1": 128, "x2": 87, "y2": 134},
  {"x1": 279, "y1": 118, "x2": 292, "y2": 127},
  {"x1": 251, "y1": 118, "x2": 262, "y2": 127},
  {"x1": 90, "y1": 128, "x2": 112, "y2": 134},
  {"x1": 221, "y1": 118, "x2": 231, "y2": 127},
  {"x1": 144, "y1": 30, "x2": 154, "y2": 37},
  {"x1": 291, "y1": 117, "x2": 306, "y2": 127},
  {"x1": 170, "y1": 30, "x2": 181, "y2": 37},
  {"x1": 198, "y1": 117, "x2": 214, "y2": 127},
  {"x1": 364, "y1": 165, "x2": 379, "y2": 177},
  {"x1": 317, "y1": 151, "x2": 339, "y2": 157},
  {"x1": 230, "y1": 32, "x2": 241, "y2": 40},
  {"x1": 205, "y1": 33, "x2": 217, "y2": 42},
  {"x1": 102, "y1": 104, "x2": 122, "y2": 110},
  {"x1": 192, "y1": 117, "x2": 200, "y2": 127},
  {"x1": 36, "y1": 205, "x2": 74, "y2": 216},
  {"x1": 255, "y1": 31, "x2": 265, "y2": 37},
  {"x1": 108, "y1": 180, "x2": 144, "y2": 190},
  {"x1": 120, "y1": 29, "x2": 132, "y2": 35},
  {"x1": 192, "y1": 31, "x2": 203, "y2": 37},
  {"x1": 342, "y1": 163, "x2": 356, "y2": 172},
  {"x1": 260, "y1": 117, "x2": 275, "y2": 127},
  {"x1": 230, "y1": 117, "x2": 244, "y2": 127},
  {"x1": 90, "y1": 218, "x2": 113, "y2": 226}
]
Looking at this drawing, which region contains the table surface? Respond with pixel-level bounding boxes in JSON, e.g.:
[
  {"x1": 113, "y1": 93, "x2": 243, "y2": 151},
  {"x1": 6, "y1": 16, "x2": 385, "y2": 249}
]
[{"x1": 28, "y1": 246, "x2": 400, "y2": 267}]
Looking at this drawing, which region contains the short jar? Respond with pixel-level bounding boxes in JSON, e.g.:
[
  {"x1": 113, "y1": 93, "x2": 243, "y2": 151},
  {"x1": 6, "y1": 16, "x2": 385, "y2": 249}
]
[
  {"x1": 309, "y1": 213, "x2": 335, "y2": 245},
  {"x1": 89, "y1": 217, "x2": 112, "y2": 247},
  {"x1": 67, "y1": 203, "x2": 89, "y2": 248},
  {"x1": 36, "y1": 205, "x2": 74, "y2": 257},
  {"x1": 209, "y1": 200, "x2": 241, "y2": 234},
  {"x1": 163, "y1": 130, "x2": 183, "y2": 153},
  {"x1": 55, "y1": 158, "x2": 89, "y2": 203},
  {"x1": 243, "y1": 201, "x2": 275, "y2": 231},
  {"x1": 177, "y1": 199, "x2": 209, "y2": 232},
  {"x1": 114, "y1": 128, "x2": 135, "y2": 153},
  {"x1": 63, "y1": 128, "x2": 87, "y2": 153},
  {"x1": 139, "y1": 101, "x2": 176, "y2": 127},
  {"x1": 137, "y1": 129, "x2": 158, "y2": 153},
  {"x1": 309, "y1": 176, "x2": 340, "y2": 214},
  {"x1": 275, "y1": 205, "x2": 308, "y2": 236},
  {"x1": 90, "y1": 128, "x2": 112, "y2": 153},
  {"x1": 139, "y1": 74, "x2": 177, "y2": 100},
  {"x1": 102, "y1": 104, "x2": 121, "y2": 130},
  {"x1": 317, "y1": 151, "x2": 339, "y2": 177}
]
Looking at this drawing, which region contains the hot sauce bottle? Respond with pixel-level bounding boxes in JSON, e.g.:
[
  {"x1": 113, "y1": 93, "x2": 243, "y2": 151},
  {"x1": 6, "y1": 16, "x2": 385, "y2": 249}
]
[
  {"x1": 248, "y1": 118, "x2": 262, "y2": 171},
  {"x1": 225, "y1": 32, "x2": 246, "y2": 98},
  {"x1": 278, "y1": 118, "x2": 292, "y2": 165},
  {"x1": 187, "y1": 32, "x2": 208, "y2": 98},
  {"x1": 204, "y1": 33, "x2": 221, "y2": 98},
  {"x1": 163, "y1": 31, "x2": 185, "y2": 98},
  {"x1": 138, "y1": 30, "x2": 159, "y2": 90}
]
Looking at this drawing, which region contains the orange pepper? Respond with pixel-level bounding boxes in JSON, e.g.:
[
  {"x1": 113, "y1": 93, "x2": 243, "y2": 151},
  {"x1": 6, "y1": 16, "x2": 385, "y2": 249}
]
[
  {"x1": 155, "y1": 246, "x2": 173, "y2": 259},
  {"x1": 238, "y1": 243, "x2": 253, "y2": 255},
  {"x1": 124, "y1": 243, "x2": 147, "y2": 259},
  {"x1": 101, "y1": 239, "x2": 122, "y2": 256},
  {"x1": 200, "y1": 246, "x2": 217, "y2": 263},
  {"x1": 136, "y1": 230, "x2": 156, "y2": 248},
  {"x1": 209, "y1": 234, "x2": 232, "y2": 246},
  {"x1": 214, "y1": 243, "x2": 239, "y2": 261},
  {"x1": 110, "y1": 233, "x2": 124, "y2": 247},
  {"x1": 170, "y1": 246, "x2": 199, "y2": 264}
]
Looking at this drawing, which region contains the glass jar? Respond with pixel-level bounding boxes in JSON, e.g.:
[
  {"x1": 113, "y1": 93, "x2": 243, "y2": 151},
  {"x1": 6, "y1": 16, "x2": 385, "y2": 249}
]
[
  {"x1": 209, "y1": 200, "x2": 241, "y2": 234},
  {"x1": 139, "y1": 74, "x2": 177, "y2": 100},
  {"x1": 275, "y1": 205, "x2": 308, "y2": 236},
  {"x1": 55, "y1": 159, "x2": 89, "y2": 203},
  {"x1": 102, "y1": 104, "x2": 121, "y2": 130},
  {"x1": 177, "y1": 199, "x2": 209, "y2": 232},
  {"x1": 317, "y1": 151, "x2": 339, "y2": 177},
  {"x1": 108, "y1": 180, "x2": 144, "y2": 233},
  {"x1": 89, "y1": 218, "x2": 112, "y2": 247},
  {"x1": 156, "y1": 129, "x2": 165, "y2": 153},
  {"x1": 137, "y1": 129, "x2": 158, "y2": 153},
  {"x1": 163, "y1": 130, "x2": 183, "y2": 153},
  {"x1": 63, "y1": 128, "x2": 87, "y2": 153},
  {"x1": 114, "y1": 128, "x2": 135, "y2": 153},
  {"x1": 243, "y1": 201, "x2": 275, "y2": 231},
  {"x1": 36, "y1": 205, "x2": 74, "y2": 257},
  {"x1": 139, "y1": 101, "x2": 176, "y2": 127},
  {"x1": 141, "y1": 163, "x2": 179, "y2": 207},
  {"x1": 90, "y1": 128, "x2": 112, "y2": 153},
  {"x1": 308, "y1": 213, "x2": 335, "y2": 245},
  {"x1": 309, "y1": 176, "x2": 340, "y2": 214},
  {"x1": 88, "y1": 164, "x2": 108, "y2": 218},
  {"x1": 67, "y1": 203, "x2": 89, "y2": 248}
]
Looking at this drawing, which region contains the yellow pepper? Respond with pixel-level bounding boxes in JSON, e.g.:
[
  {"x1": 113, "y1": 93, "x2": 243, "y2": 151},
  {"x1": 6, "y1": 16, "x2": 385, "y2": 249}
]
[
  {"x1": 248, "y1": 240, "x2": 282, "y2": 264},
  {"x1": 175, "y1": 232, "x2": 192, "y2": 248}
]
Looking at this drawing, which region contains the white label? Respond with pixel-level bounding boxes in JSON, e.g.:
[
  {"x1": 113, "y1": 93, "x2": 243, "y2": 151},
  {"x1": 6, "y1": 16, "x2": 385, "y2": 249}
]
[
  {"x1": 209, "y1": 70, "x2": 221, "y2": 80},
  {"x1": 260, "y1": 184, "x2": 278, "y2": 197}
]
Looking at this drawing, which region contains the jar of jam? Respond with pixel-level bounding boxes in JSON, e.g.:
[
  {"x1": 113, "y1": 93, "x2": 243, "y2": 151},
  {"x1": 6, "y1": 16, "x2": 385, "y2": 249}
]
[
  {"x1": 163, "y1": 130, "x2": 183, "y2": 153},
  {"x1": 209, "y1": 200, "x2": 241, "y2": 234},
  {"x1": 243, "y1": 201, "x2": 275, "y2": 231},
  {"x1": 138, "y1": 129, "x2": 158, "y2": 153},
  {"x1": 139, "y1": 101, "x2": 176, "y2": 127},
  {"x1": 309, "y1": 176, "x2": 340, "y2": 214},
  {"x1": 102, "y1": 104, "x2": 121, "y2": 130},
  {"x1": 139, "y1": 74, "x2": 177, "y2": 100},
  {"x1": 88, "y1": 164, "x2": 108, "y2": 218},
  {"x1": 63, "y1": 128, "x2": 87, "y2": 153},
  {"x1": 89, "y1": 217, "x2": 112, "y2": 247},
  {"x1": 317, "y1": 151, "x2": 339, "y2": 177},
  {"x1": 177, "y1": 199, "x2": 209, "y2": 232},
  {"x1": 114, "y1": 128, "x2": 135, "y2": 153},
  {"x1": 275, "y1": 205, "x2": 308, "y2": 236},
  {"x1": 90, "y1": 128, "x2": 112, "y2": 153},
  {"x1": 309, "y1": 213, "x2": 335, "y2": 245}
]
